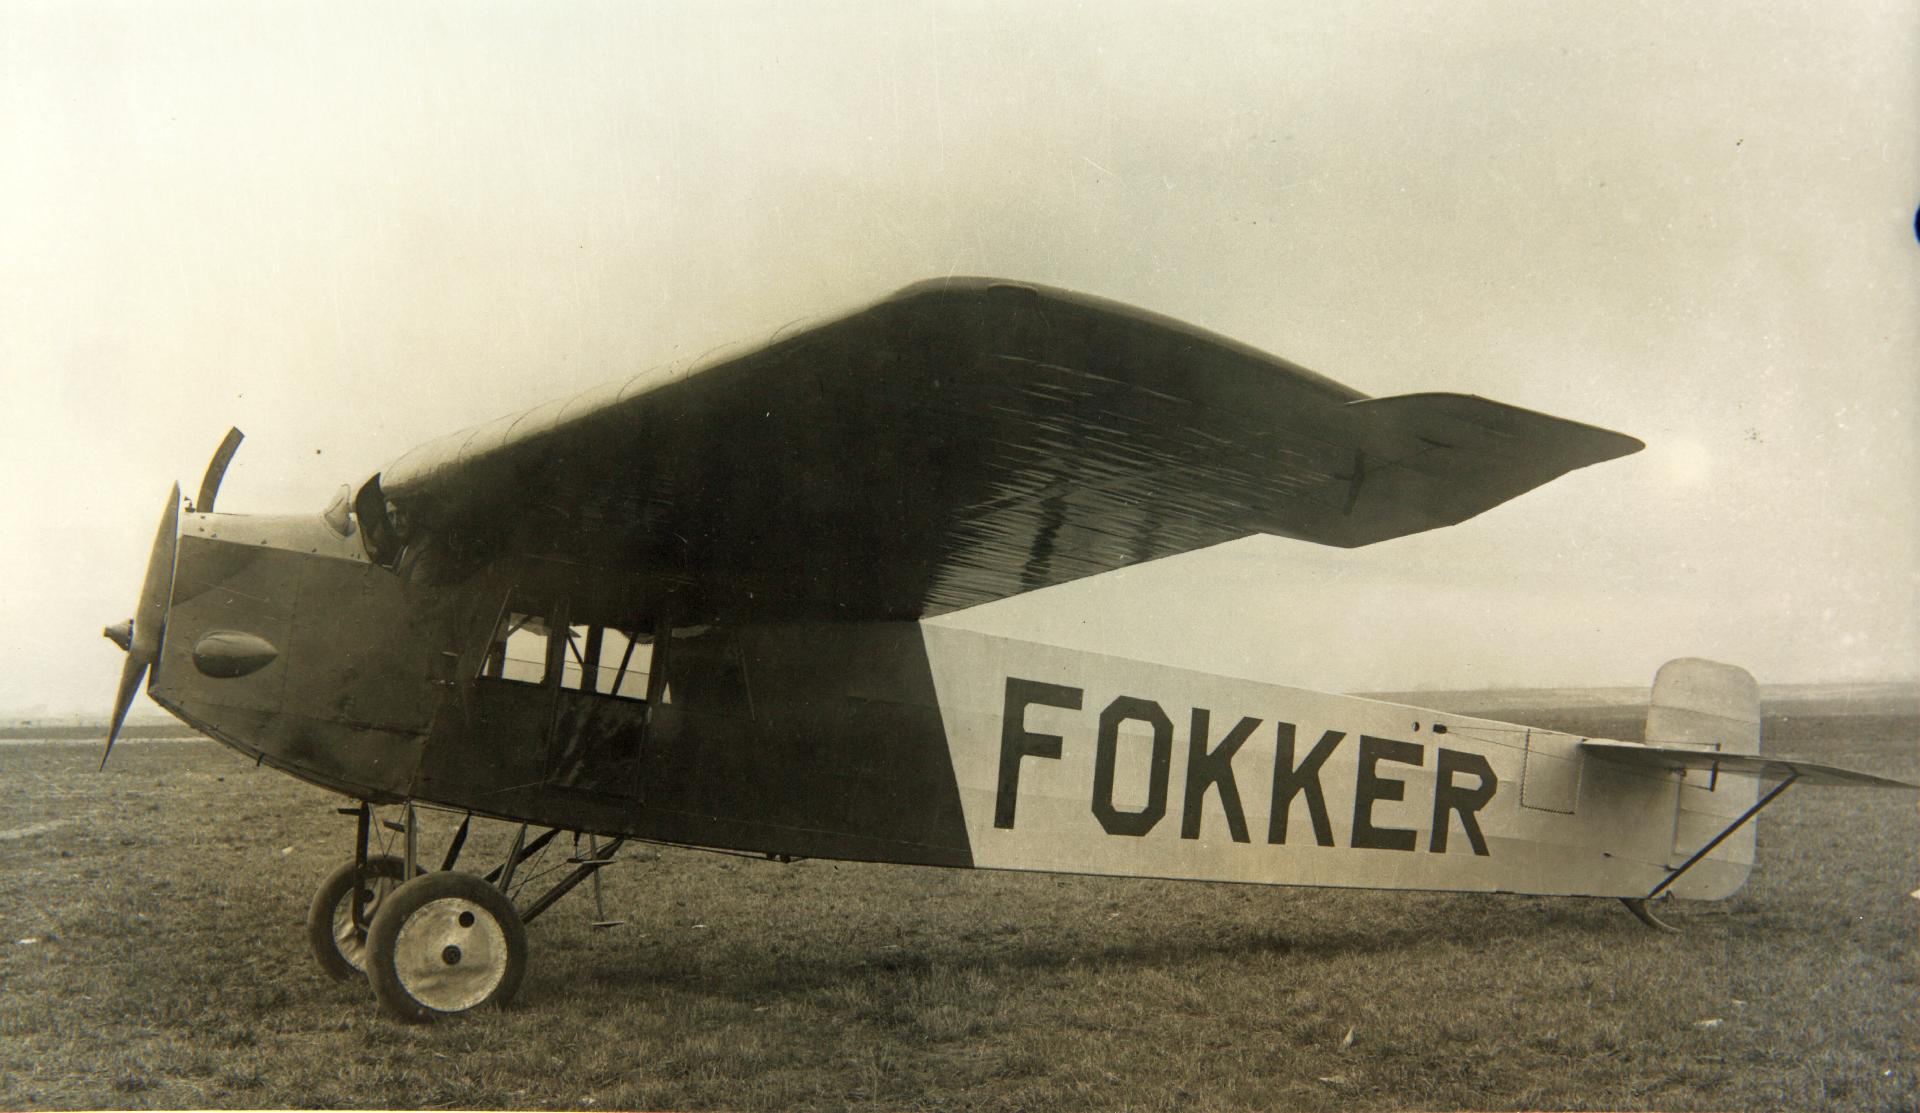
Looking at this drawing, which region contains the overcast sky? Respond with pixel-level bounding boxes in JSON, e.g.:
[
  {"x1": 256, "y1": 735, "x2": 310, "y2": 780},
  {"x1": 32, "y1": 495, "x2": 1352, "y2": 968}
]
[{"x1": 4, "y1": 1, "x2": 1915, "y2": 717}]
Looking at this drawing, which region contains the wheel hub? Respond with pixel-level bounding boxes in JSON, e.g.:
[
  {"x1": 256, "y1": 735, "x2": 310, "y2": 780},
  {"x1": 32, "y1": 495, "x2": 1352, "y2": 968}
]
[{"x1": 391, "y1": 896, "x2": 508, "y2": 1012}]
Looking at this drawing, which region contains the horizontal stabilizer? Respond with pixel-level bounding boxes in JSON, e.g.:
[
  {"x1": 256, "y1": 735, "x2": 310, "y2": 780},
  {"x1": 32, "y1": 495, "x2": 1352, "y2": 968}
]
[{"x1": 1581, "y1": 740, "x2": 1918, "y2": 789}]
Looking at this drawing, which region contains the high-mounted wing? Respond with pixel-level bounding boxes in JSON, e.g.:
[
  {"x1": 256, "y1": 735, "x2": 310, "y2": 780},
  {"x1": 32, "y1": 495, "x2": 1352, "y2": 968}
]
[{"x1": 374, "y1": 279, "x2": 1641, "y2": 623}]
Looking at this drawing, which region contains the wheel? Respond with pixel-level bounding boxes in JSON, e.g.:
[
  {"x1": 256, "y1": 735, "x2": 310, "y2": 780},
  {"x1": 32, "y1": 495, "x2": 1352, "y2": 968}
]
[
  {"x1": 306, "y1": 855, "x2": 411, "y2": 981},
  {"x1": 365, "y1": 871, "x2": 528, "y2": 1022}
]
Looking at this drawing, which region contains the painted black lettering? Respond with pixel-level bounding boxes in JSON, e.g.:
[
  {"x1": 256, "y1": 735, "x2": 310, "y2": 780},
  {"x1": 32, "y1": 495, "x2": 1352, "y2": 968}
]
[
  {"x1": 1182, "y1": 709, "x2": 1257, "y2": 842},
  {"x1": 1430, "y1": 747, "x2": 1497, "y2": 856},
  {"x1": 995, "y1": 677, "x2": 1083, "y2": 829},
  {"x1": 1351, "y1": 735, "x2": 1423, "y2": 852},
  {"x1": 1267, "y1": 724, "x2": 1344, "y2": 846},
  {"x1": 1092, "y1": 696, "x2": 1172, "y2": 837}
]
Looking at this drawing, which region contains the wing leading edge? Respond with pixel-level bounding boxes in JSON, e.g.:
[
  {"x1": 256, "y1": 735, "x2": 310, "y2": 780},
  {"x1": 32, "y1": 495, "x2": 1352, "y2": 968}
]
[{"x1": 376, "y1": 279, "x2": 1642, "y2": 623}]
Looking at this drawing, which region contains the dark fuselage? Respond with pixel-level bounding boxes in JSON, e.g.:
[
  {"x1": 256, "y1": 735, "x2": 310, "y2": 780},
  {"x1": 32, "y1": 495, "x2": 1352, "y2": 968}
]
[{"x1": 151, "y1": 508, "x2": 977, "y2": 867}]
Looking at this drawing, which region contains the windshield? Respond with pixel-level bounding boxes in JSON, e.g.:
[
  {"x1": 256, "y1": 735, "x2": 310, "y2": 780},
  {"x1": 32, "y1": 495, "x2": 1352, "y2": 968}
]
[{"x1": 321, "y1": 484, "x2": 356, "y2": 537}]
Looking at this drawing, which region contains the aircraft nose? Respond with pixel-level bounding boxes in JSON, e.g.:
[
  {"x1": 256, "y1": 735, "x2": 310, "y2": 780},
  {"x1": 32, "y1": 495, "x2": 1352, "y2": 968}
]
[
  {"x1": 102, "y1": 482, "x2": 182, "y2": 768},
  {"x1": 102, "y1": 430, "x2": 244, "y2": 767}
]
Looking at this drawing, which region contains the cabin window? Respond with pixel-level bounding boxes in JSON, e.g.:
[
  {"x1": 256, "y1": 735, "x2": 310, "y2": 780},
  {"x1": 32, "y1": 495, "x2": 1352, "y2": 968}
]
[
  {"x1": 483, "y1": 613, "x2": 553, "y2": 685},
  {"x1": 480, "y1": 609, "x2": 674, "y2": 703},
  {"x1": 559, "y1": 624, "x2": 659, "y2": 701}
]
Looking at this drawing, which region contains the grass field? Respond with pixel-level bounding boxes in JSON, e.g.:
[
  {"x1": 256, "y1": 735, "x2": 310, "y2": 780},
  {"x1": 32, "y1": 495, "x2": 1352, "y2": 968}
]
[{"x1": 1, "y1": 699, "x2": 1914, "y2": 1111}]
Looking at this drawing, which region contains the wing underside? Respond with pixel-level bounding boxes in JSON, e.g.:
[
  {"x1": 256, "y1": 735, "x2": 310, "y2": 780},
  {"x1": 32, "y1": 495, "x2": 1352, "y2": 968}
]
[{"x1": 379, "y1": 279, "x2": 1642, "y2": 623}]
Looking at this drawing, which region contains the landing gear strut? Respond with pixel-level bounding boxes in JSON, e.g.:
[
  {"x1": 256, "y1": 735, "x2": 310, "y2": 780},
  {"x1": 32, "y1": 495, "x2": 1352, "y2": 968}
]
[{"x1": 306, "y1": 801, "x2": 625, "y2": 1021}]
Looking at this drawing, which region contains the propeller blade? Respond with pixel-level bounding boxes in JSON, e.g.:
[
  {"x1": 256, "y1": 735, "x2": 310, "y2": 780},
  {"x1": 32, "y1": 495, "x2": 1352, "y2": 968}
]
[
  {"x1": 101, "y1": 655, "x2": 149, "y2": 770},
  {"x1": 102, "y1": 482, "x2": 182, "y2": 770},
  {"x1": 194, "y1": 427, "x2": 244, "y2": 514}
]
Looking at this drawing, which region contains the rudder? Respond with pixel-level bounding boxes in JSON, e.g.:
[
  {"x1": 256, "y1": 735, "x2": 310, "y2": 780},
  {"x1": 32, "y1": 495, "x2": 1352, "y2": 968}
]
[{"x1": 1648, "y1": 658, "x2": 1761, "y2": 899}]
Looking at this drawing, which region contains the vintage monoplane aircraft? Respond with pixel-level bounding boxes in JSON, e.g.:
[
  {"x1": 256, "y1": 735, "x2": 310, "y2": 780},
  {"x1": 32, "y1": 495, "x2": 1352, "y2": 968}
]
[{"x1": 103, "y1": 278, "x2": 1914, "y2": 1020}]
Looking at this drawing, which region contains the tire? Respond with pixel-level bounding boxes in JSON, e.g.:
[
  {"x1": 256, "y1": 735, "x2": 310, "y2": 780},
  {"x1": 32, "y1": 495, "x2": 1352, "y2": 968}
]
[
  {"x1": 306, "y1": 855, "x2": 411, "y2": 981},
  {"x1": 365, "y1": 871, "x2": 528, "y2": 1022}
]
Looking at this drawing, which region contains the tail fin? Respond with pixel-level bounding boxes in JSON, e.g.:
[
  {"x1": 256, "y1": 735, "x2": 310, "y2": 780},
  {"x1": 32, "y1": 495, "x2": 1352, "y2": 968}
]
[{"x1": 1647, "y1": 658, "x2": 1761, "y2": 899}]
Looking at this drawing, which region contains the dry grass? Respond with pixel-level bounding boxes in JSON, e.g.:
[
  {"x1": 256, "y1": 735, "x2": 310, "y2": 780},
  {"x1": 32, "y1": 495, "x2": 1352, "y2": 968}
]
[{"x1": 0, "y1": 707, "x2": 1913, "y2": 1111}]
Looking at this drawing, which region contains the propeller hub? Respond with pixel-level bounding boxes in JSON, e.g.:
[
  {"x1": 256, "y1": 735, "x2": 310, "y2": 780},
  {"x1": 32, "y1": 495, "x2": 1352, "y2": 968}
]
[{"x1": 104, "y1": 619, "x2": 133, "y2": 653}]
